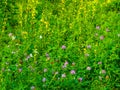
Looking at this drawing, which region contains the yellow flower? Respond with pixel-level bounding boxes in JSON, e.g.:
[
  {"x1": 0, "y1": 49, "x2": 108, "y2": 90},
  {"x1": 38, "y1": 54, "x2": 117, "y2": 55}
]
[{"x1": 22, "y1": 31, "x2": 28, "y2": 39}]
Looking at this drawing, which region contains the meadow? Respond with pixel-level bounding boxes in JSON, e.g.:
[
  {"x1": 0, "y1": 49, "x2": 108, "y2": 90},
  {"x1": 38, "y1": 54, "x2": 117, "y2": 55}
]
[{"x1": 0, "y1": 0, "x2": 120, "y2": 90}]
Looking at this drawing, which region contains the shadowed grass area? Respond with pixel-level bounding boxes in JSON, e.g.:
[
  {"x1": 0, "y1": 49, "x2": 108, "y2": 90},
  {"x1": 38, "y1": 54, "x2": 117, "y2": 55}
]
[{"x1": 0, "y1": 0, "x2": 120, "y2": 89}]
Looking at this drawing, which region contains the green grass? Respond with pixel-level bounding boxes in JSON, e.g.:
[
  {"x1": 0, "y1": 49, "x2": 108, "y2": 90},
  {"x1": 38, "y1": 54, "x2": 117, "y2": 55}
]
[{"x1": 0, "y1": 0, "x2": 120, "y2": 90}]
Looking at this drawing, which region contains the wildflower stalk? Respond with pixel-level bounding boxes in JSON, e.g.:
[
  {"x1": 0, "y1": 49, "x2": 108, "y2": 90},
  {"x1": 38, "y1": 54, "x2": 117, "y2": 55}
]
[{"x1": 48, "y1": 72, "x2": 57, "y2": 88}]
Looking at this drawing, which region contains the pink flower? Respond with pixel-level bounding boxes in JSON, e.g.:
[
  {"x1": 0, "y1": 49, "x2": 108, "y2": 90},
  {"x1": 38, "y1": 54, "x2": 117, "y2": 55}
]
[
  {"x1": 64, "y1": 61, "x2": 68, "y2": 66},
  {"x1": 70, "y1": 70, "x2": 76, "y2": 75},
  {"x1": 62, "y1": 61, "x2": 68, "y2": 68},
  {"x1": 100, "y1": 70, "x2": 106, "y2": 74},
  {"x1": 61, "y1": 45, "x2": 66, "y2": 49},
  {"x1": 78, "y1": 78, "x2": 83, "y2": 82},
  {"x1": 100, "y1": 35, "x2": 104, "y2": 40},
  {"x1": 45, "y1": 53, "x2": 49, "y2": 57},
  {"x1": 62, "y1": 65, "x2": 67, "y2": 68},
  {"x1": 86, "y1": 66, "x2": 91, "y2": 70}
]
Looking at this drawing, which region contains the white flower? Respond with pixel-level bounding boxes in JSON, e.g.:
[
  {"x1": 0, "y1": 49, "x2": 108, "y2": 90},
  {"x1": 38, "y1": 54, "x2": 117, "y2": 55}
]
[
  {"x1": 18, "y1": 68, "x2": 22, "y2": 73},
  {"x1": 43, "y1": 68, "x2": 47, "y2": 72},
  {"x1": 30, "y1": 53, "x2": 33, "y2": 57},
  {"x1": 42, "y1": 77, "x2": 46, "y2": 82},
  {"x1": 31, "y1": 86, "x2": 35, "y2": 90},
  {"x1": 61, "y1": 73, "x2": 66, "y2": 78},
  {"x1": 8, "y1": 33, "x2": 13, "y2": 37},
  {"x1": 86, "y1": 66, "x2": 91, "y2": 70},
  {"x1": 55, "y1": 71, "x2": 58, "y2": 75},
  {"x1": 72, "y1": 62, "x2": 75, "y2": 66},
  {"x1": 40, "y1": 35, "x2": 42, "y2": 39}
]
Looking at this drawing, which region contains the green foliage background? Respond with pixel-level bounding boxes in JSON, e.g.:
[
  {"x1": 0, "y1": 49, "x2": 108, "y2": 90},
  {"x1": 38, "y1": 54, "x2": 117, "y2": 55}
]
[{"x1": 0, "y1": 0, "x2": 120, "y2": 89}]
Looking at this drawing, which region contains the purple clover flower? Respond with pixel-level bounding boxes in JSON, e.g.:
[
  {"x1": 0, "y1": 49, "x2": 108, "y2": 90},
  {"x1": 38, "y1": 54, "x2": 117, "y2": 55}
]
[
  {"x1": 45, "y1": 53, "x2": 49, "y2": 57},
  {"x1": 78, "y1": 78, "x2": 83, "y2": 82},
  {"x1": 61, "y1": 45, "x2": 66, "y2": 50},
  {"x1": 64, "y1": 61, "x2": 68, "y2": 66},
  {"x1": 87, "y1": 45, "x2": 91, "y2": 49},
  {"x1": 70, "y1": 70, "x2": 76, "y2": 75}
]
